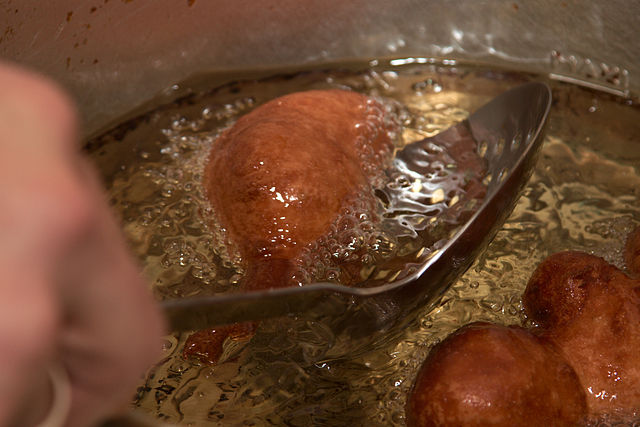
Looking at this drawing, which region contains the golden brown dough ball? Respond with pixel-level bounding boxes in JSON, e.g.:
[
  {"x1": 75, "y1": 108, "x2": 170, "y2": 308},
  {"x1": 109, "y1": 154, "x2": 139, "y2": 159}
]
[
  {"x1": 523, "y1": 251, "x2": 640, "y2": 418},
  {"x1": 406, "y1": 322, "x2": 586, "y2": 427},
  {"x1": 187, "y1": 90, "x2": 395, "y2": 363},
  {"x1": 204, "y1": 89, "x2": 394, "y2": 290}
]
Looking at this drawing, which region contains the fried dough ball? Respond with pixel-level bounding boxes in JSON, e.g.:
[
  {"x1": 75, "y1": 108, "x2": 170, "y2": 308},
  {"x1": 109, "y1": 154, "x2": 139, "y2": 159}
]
[
  {"x1": 406, "y1": 322, "x2": 587, "y2": 427},
  {"x1": 204, "y1": 89, "x2": 395, "y2": 290},
  {"x1": 523, "y1": 251, "x2": 640, "y2": 418},
  {"x1": 624, "y1": 226, "x2": 640, "y2": 277},
  {"x1": 184, "y1": 90, "x2": 395, "y2": 363}
]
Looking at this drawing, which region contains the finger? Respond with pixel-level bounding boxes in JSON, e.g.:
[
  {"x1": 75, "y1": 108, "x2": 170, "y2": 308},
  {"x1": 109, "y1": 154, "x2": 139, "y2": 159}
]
[
  {"x1": 57, "y1": 161, "x2": 166, "y2": 426},
  {"x1": 0, "y1": 60, "x2": 87, "y2": 265},
  {"x1": 0, "y1": 269, "x2": 59, "y2": 425},
  {"x1": 0, "y1": 61, "x2": 80, "y2": 425}
]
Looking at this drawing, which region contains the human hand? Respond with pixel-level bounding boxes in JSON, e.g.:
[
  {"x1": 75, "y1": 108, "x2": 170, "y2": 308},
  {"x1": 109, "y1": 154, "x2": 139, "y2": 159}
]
[{"x1": 0, "y1": 62, "x2": 165, "y2": 426}]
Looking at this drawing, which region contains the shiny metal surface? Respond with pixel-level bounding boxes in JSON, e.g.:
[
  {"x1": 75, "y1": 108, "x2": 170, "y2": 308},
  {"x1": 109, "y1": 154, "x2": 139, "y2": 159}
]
[{"x1": 162, "y1": 82, "x2": 552, "y2": 332}]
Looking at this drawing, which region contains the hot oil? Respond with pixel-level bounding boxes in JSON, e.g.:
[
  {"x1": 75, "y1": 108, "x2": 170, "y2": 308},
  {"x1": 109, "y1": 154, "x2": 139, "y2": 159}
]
[{"x1": 86, "y1": 61, "x2": 640, "y2": 425}]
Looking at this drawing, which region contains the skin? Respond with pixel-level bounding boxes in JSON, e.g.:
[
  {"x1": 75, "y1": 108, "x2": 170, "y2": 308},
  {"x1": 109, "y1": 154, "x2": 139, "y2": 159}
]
[
  {"x1": 405, "y1": 322, "x2": 587, "y2": 427},
  {"x1": 523, "y1": 251, "x2": 640, "y2": 419},
  {"x1": 184, "y1": 90, "x2": 395, "y2": 363},
  {"x1": 0, "y1": 62, "x2": 165, "y2": 426}
]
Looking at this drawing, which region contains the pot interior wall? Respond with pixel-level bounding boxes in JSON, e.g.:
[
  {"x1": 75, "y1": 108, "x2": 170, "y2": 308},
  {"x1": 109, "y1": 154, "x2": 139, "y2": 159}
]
[{"x1": 0, "y1": 0, "x2": 637, "y2": 134}]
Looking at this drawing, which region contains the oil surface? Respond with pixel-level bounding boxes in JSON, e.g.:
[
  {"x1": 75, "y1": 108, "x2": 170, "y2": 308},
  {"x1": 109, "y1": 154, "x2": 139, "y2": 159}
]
[{"x1": 87, "y1": 60, "x2": 640, "y2": 426}]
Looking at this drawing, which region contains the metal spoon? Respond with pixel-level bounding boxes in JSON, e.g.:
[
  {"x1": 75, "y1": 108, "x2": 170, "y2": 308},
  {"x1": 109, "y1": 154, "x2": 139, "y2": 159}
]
[{"x1": 162, "y1": 82, "x2": 552, "y2": 332}]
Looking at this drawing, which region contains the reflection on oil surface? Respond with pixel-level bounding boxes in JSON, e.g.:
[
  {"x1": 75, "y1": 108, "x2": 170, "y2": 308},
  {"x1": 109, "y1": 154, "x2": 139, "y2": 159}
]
[{"x1": 87, "y1": 60, "x2": 640, "y2": 426}]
